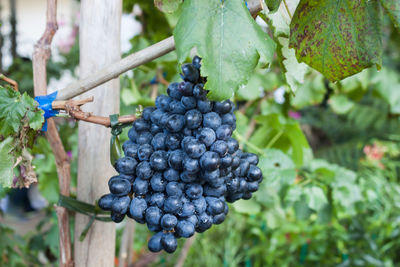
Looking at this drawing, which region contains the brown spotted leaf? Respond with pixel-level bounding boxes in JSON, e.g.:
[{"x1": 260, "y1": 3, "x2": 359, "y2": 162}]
[
  {"x1": 154, "y1": 0, "x2": 182, "y2": 13},
  {"x1": 380, "y1": 0, "x2": 400, "y2": 28},
  {"x1": 289, "y1": 0, "x2": 382, "y2": 82}
]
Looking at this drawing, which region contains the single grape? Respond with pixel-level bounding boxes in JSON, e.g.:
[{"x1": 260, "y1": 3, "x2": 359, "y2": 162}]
[
  {"x1": 181, "y1": 63, "x2": 199, "y2": 83},
  {"x1": 145, "y1": 206, "x2": 163, "y2": 225},
  {"x1": 138, "y1": 144, "x2": 154, "y2": 161},
  {"x1": 98, "y1": 194, "x2": 115, "y2": 211},
  {"x1": 203, "y1": 112, "x2": 222, "y2": 130},
  {"x1": 111, "y1": 196, "x2": 131, "y2": 214},
  {"x1": 161, "y1": 214, "x2": 178, "y2": 230},
  {"x1": 161, "y1": 233, "x2": 178, "y2": 253},
  {"x1": 133, "y1": 178, "x2": 149, "y2": 195},
  {"x1": 129, "y1": 197, "x2": 147, "y2": 221},
  {"x1": 185, "y1": 109, "x2": 203, "y2": 129},
  {"x1": 136, "y1": 161, "x2": 153, "y2": 179},
  {"x1": 148, "y1": 232, "x2": 163, "y2": 252},
  {"x1": 176, "y1": 220, "x2": 195, "y2": 238},
  {"x1": 114, "y1": 156, "x2": 137, "y2": 175},
  {"x1": 109, "y1": 178, "x2": 131, "y2": 196}
]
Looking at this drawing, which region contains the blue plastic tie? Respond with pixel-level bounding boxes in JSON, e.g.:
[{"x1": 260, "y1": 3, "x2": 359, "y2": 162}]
[{"x1": 34, "y1": 91, "x2": 59, "y2": 131}]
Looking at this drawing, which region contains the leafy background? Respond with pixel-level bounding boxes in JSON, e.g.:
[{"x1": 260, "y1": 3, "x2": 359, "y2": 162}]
[{"x1": 0, "y1": 0, "x2": 400, "y2": 266}]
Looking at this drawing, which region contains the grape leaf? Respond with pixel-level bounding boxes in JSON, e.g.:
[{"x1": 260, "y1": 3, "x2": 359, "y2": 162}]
[
  {"x1": 0, "y1": 87, "x2": 44, "y2": 136},
  {"x1": 0, "y1": 137, "x2": 15, "y2": 187},
  {"x1": 380, "y1": 0, "x2": 400, "y2": 28},
  {"x1": 265, "y1": 0, "x2": 282, "y2": 13},
  {"x1": 174, "y1": 0, "x2": 276, "y2": 100},
  {"x1": 279, "y1": 37, "x2": 308, "y2": 93},
  {"x1": 154, "y1": 0, "x2": 182, "y2": 13},
  {"x1": 250, "y1": 114, "x2": 311, "y2": 166},
  {"x1": 289, "y1": 0, "x2": 382, "y2": 81},
  {"x1": 329, "y1": 95, "x2": 355, "y2": 114},
  {"x1": 262, "y1": 1, "x2": 306, "y2": 94}
]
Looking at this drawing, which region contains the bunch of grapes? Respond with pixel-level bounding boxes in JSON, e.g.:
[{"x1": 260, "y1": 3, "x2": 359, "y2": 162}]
[{"x1": 98, "y1": 56, "x2": 263, "y2": 253}]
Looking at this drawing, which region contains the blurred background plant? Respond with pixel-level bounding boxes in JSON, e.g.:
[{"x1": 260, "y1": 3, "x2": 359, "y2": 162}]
[{"x1": 0, "y1": 0, "x2": 399, "y2": 266}]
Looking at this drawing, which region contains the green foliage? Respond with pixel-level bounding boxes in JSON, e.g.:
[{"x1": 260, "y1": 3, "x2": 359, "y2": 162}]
[
  {"x1": 0, "y1": 87, "x2": 44, "y2": 136},
  {"x1": 289, "y1": 0, "x2": 382, "y2": 81},
  {"x1": 0, "y1": 137, "x2": 14, "y2": 187},
  {"x1": 0, "y1": 86, "x2": 44, "y2": 187},
  {"x1": 380, "y1": 0, "x2": 400, "y2": 28},
  {"x1": 174, "y1": 0, "x2": 276, "y2": 100},
  {"x1": 248, "y1": 113, "x2": 311, "y2": 166}
]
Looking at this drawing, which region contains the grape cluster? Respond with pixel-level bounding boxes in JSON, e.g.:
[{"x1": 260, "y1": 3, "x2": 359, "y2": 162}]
[{"x1": 98, "y1": 56, "x2": 263, "y2": 253}]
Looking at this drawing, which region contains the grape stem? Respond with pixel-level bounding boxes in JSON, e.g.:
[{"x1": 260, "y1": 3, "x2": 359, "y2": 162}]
[
  {"x1": 233, "y1": 132, "x2": 266, "y2": 156},
  {"x1": 0, "y1": 73, "x2": 19, "y2": 91},
  {"x1": 53, "y1": 96, "x2": 137, "y2": 127}
]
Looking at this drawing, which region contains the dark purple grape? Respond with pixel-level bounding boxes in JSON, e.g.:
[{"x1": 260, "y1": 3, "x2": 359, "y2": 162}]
[
  {"x1": 167, "y1": 82, "x2": 182, "y2": 100},
  {"x1": 203, "y1": 112, "x2": 221, "y2": 130},
  {"x1": 161, "y1": 233, "x2": 177, "y2": 253},
  {"x1": 138, "y1": 144, "x2": 154, "y2": 161},
  {"x1": 181, "y1": 63, "x2": 199, "y2": 83},
  {"x1": 185, "y1": 109, "x2": 203, "y2": 129},
  {"x1": 148, "y1": 232, "x2": 163, "y2": 252},
  {"x1": 98, "y1": 194, "x2": 115, "y2": 211},
  {"x1": 109, "y1": 178, "x2": 131, "y2": 196},
  {"x1": 114, "y1": 156, "x2": 137, "y2": 175}
]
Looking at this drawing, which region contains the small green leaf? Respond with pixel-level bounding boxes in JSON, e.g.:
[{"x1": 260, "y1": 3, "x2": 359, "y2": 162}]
[
  {"x1": 294, "y1": 194, "x2": 312, "y2": 220},
  {"x1": 250, "y1": 114, "x2": 311, "y2": 166},
  {"x1": 371, "y1": 68, "x2": 400, "y2": 114},
  {"x1": 154, "y1": 0, "x2": 182, "y2": 13},
  {"x1": 380, "y1": 0, "x2": 400, "y2": 28},
  {"x1": 0, "y1": 137, "x2": 15, "y2": 187},
  {"x1": 289, "y1": 0, "x2": 382, "y2": 81},
  {"x1": 174, "y1": 0, "x2": 276, "y2": 100},
  {"x1": 258, "y1": 148, "x2": 296, "y2": 187},
  {"x1": 27, "y1": 109, "x2": 45, "y2": 130},
  {"x1": 233, "y1": 199, "x2": 261, "y2": 215},
  {"x1": 266, "y1": 0, "x2": 283, "y2": 13},
  {"x1": 291, "y1": 74, "x2": 325, "y2": 108},
  {"x1": 329, "y1": 95, "x2": 355, "y2": 114},
  {"x1": 0, "y1": 87, "x2": 43, "y2": 136},
  {"x1": 304, "y1": 186, "x2": 328, "y2": 211},
  {"x1": 279, "y1": 37, "x2": 308, "y2": 94}
]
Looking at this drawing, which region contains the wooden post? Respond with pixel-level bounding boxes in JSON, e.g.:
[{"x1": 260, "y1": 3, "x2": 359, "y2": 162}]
[{"x1": 74, "y1": 1, "x2": 121, "y2": 266}]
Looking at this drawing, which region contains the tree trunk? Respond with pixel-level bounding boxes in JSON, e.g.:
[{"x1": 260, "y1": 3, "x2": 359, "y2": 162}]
[{"x1": 74, "y1": 1, "x2": 121, "y2": 266}]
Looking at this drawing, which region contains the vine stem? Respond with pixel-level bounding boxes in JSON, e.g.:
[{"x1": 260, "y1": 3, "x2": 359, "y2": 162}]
[
  {"x1": 0, "y1": 73, "x2": 18, "y2": 91},
  {"x1": 283, "y1": 0, "x2": 293, "y2": 20},
  {"x1": 55, "y1": 0, "x2": 263, "y2": 101},
  {"x1": 233, "y1": 132, "x2": 266, "y2": 156},
  {"x1": 52, "y1": 97, "x2": 136, "y2": 127},
  {"x1": 32, "y1": 0, "x2": 73, "y2": 266}
]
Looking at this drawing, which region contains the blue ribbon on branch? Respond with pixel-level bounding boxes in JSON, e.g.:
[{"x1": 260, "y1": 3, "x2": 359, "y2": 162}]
[{"x1": 34, "y1": 91, "x2": 59, "y2": 131}]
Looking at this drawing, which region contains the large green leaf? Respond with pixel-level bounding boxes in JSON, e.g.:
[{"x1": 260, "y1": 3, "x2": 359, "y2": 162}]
[
  {"x1": 289, "y1": 0, "x2": 382, "y2": 81},
  {"x1": 380, "y1": 0, "x2": 400, "y2": 28},
  {"x1": 0, "y1": 137, "x2": 15, "y2": 187},
  {"x1": 174, "y1": 0, "x2": 276, "y2": 100}
]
